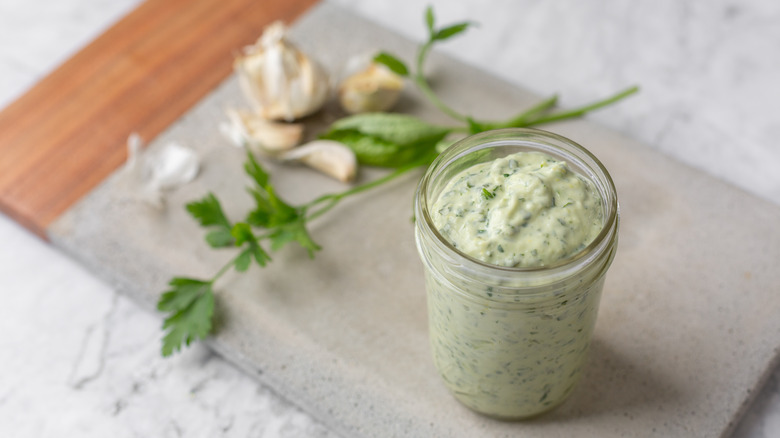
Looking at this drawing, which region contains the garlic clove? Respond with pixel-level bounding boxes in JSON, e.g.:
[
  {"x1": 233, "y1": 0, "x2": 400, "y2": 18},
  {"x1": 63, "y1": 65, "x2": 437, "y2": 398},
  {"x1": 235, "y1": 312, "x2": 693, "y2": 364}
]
[
  {"x1": 122, "y1": 134, "x2": 200, "y2": 208},
  {"x1": 221, "y1": 109, "x2": 303, "y2": 156},
  {"x1": 339, "y1": 62, "x2": 404, "y2": 114},
  {"x1": 149, "y1": 142, "x2": 200, "y2": 190},
  {"x1": 235, "y1": 21, "x2": 329, "y2": 122},
  {"x1": 280, "y1": 140, "x2": 357, "y2": 183}
]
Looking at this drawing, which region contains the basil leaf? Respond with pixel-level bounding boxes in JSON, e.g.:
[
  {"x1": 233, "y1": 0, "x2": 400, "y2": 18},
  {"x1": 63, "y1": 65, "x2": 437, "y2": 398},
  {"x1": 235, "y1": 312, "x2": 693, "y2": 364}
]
[
  {"x1": 425, "y1": 6, "x2": 435, "y2": 35},
  {"x1": 435, "y1": 137, "x2": 457, "y2": 154},
  {"x1": 322, "y1": 130, "x2": 406, "y2": 167},
  {"x1": 467, "y1": 116, "x2": 490, "y2": 134},
  {"x1": 323, "y1": 129, "x2": 442, "y2": 168},
  {"x1": 373, "y1": 52, "x2": 409, "y2": 77},
  {"x1": 432, "y1": 22, "x2": 473, "y2": 42},
  {"x1": 329, "y1": 113, "x2": 450, "y2": 147}
]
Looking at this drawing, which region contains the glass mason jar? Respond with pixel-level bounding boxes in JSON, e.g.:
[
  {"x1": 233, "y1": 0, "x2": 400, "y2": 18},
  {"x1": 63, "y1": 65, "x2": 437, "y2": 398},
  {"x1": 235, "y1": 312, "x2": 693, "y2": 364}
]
[{"x1": 414, "y1": 128, "x2": 619, "y2": 419}]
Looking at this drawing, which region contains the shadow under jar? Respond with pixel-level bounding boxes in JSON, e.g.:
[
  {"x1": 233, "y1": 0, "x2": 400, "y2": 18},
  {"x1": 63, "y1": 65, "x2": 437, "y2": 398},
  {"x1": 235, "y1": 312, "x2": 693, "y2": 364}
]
[{"x1": 414, "y1": 128, "x2": 619, "y2": 419}]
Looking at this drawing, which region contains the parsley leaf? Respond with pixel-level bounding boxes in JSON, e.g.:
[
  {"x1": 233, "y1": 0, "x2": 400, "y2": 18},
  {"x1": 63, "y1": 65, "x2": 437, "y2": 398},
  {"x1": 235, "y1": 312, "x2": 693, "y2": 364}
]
[
  {"x1": 231, "y1": 223, "x2": 271, "y2": 267},
  {"x1": 158, "y1": 278, "x2": 215, "y2": 357},
  {"x1": 244, "y1": 151, "x2": 300, "y2": 227},
  {"x1": 186, "y1": 193, "x2": 231, "y2": 229},
  {"x1": 269, "y1": 220, "x2": 322, "y2": 258},
  {"x1": 266, "y1": 186, "x2": 298, "y2": 227},
  {"x1": 205, "y1": 228, "x2": 234, "y2": 248},
  {"x1": 244, "y1": 151, "x2": 270, "y2": 189},
  {"x1": 187, "y1": 194, "x2": 234, "y2": 248},
  {"x1": 234, "y1": 249, "x2": 252, "y2": 272},
  {"x1": 231, "y1": 222, "x2": 255, "y2": 246},
  {"x1": 251, "y1": 243, "x2": 273, "y2": 266},
  {"x1": 246, "y1": 188, "x2": 272, "y2": 228}
]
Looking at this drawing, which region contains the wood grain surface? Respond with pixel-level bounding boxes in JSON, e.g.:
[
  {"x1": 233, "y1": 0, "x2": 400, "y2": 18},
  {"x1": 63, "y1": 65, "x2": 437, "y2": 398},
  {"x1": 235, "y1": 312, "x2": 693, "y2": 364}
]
[{"x1": 0, "y1": 0, "x2": 319, "y2": 238}]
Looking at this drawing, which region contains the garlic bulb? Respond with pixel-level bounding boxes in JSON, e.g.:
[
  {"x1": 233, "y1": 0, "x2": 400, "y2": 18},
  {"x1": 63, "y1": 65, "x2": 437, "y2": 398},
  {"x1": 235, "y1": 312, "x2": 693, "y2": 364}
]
[
  {"x1": 339, "y1": 62, "x2": 404, "y2": 114},
  {"x1": 234, "y1": 21, "x2": 329, "y2": 122},
  {"x1": 221, "y1": 109, "x2": 303, "y2": 155},
  {"x1": 280, "y1": 140, "x2": 357, "y2": 183}
]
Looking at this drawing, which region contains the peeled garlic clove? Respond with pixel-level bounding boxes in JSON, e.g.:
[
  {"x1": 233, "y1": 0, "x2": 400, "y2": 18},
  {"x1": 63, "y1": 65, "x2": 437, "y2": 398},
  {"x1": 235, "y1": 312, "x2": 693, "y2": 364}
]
[
  {"x1": 280, "y1": 140, "x2": 357, "y2": 183},
  {"x1": 339, "y1": 62, "x2": 404, "y2": 114},
  {"x1": 235, "y1": 21, "x2": 329, "y2": 121},
  {"x1": 222, "y1": 109, "x2": 303, "y2": 155}
]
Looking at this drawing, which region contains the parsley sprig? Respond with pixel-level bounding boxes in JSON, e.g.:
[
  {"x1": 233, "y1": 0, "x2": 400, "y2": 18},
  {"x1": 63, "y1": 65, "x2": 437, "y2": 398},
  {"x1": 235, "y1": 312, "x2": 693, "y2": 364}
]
[
  {"x1": 158, "y1": 6, "x2": 639, "y2": 356},
  {"x1": 158, "y1": 151, "x2": 423, "y2": 356}
]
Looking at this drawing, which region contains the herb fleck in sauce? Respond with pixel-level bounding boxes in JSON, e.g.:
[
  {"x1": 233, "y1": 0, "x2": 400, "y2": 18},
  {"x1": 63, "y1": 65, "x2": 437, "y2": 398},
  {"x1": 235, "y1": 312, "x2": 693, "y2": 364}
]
[{"x1": 431, "y1": 151, "x2": 603, "y2": 267}]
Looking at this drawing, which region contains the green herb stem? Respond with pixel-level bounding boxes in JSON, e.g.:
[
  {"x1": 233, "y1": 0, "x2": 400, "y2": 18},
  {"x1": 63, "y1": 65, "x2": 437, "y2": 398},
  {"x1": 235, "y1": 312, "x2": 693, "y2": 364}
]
[
  {"x1": 495, "y1": 94, "x2": 559, "y2": 128},
  {"x1": 305, "y1": 162, "x2": 424, "y2": 221},
  {"x1": 516, "y1": 86, "x2": 639, "y2": 127},
  {"x1": 414, "y1": 42, "x2": 469, "y2": 123},
  {"x1": 210, "y1": 250, "x2": 245, "y2": 284}
]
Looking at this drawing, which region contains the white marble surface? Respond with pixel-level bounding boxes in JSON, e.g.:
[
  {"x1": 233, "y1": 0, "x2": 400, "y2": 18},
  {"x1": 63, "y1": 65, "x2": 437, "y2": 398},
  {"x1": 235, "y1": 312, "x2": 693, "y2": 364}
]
[
  {"x1": 0, "y1": 0, "x2": 778, "y2": 436},
  {"x1": 0, "y1": 214, "x2": 334, "y2": 438},
  {"x1": 334, "y1": 0, "x2": 780, "y2": 207}
]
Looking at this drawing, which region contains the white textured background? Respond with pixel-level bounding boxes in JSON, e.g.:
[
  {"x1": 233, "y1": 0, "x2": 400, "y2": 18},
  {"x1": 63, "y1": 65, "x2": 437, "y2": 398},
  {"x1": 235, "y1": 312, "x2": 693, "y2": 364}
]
[{"x1": 1, "y1": 0, "x2": 778, "y2": 436}]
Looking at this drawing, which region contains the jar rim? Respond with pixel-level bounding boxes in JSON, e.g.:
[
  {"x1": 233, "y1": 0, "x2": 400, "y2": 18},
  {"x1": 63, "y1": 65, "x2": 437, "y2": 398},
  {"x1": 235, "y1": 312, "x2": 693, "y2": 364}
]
[{"x1": 416, "y1": 128, "x2": 619, "y2": 276}]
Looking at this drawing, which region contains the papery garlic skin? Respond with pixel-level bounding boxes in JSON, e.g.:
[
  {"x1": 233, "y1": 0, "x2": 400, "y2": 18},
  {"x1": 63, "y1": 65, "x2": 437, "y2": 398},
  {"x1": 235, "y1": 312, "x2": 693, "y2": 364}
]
[
  {"x1": 235, "y1": 21, "x2": 329, "y2": 122},
  {"x1": 150, "y1": 142, "x2": 200, "y2": 190},
  {"x1": 280, "y1": 140, "x2": 357, "y2": 183},
  {"x1": 221, "y1": 109, "x2": 303, "y2": 155},
  {"x1": 339, "y1": 62, "x2": 404, "y2": 114},
  {"x1": 123, "y1": 134, "x2": 200, "y2": 208}
]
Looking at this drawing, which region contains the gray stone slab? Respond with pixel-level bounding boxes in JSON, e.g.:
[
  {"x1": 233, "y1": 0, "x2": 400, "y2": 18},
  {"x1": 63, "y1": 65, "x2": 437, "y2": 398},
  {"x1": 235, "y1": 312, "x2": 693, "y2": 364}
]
[{"x1": 49, "y1": 3, "x2": 780, "y2": 437}]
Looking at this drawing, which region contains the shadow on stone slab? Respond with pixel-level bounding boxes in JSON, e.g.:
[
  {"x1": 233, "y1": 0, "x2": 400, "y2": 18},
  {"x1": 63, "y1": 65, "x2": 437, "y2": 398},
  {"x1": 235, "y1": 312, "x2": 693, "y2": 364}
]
[{"x1": 534, "y1": 337, "x2": 685, "y2": 423}]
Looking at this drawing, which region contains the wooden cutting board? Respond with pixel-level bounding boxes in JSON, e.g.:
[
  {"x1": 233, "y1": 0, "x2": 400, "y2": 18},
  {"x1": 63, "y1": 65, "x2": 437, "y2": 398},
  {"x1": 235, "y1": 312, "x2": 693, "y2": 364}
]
[
  {"x1": 48, "y1": 3, "x2": 780, "y2": 438},
  {"x1": 0, "y1": 0, "x2": 319, "y2": 238}
]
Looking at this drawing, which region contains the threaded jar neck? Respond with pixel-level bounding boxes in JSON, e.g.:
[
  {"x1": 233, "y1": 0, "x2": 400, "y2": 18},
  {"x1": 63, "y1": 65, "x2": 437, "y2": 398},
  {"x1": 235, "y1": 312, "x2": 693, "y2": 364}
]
[{"x1": 414, "y1": 128, "x2": 619, "y2": 305}]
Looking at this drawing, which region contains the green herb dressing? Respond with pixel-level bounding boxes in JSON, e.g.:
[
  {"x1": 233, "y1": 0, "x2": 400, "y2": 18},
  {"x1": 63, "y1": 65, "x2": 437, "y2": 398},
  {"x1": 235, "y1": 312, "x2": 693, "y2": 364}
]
[
  {"x1": 431, "y1": 151, "x2": 603, "y2": 267},
  {"x1": 425, "y1": 151, "x2": 605, "y2": 417}
]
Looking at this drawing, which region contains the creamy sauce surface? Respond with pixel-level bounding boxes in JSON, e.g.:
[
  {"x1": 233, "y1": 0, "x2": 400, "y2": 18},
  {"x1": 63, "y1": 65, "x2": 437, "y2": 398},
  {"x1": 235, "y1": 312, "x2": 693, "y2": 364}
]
[{"x1": 431, "y1": 151, "x2": 603, "y2": 267}]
